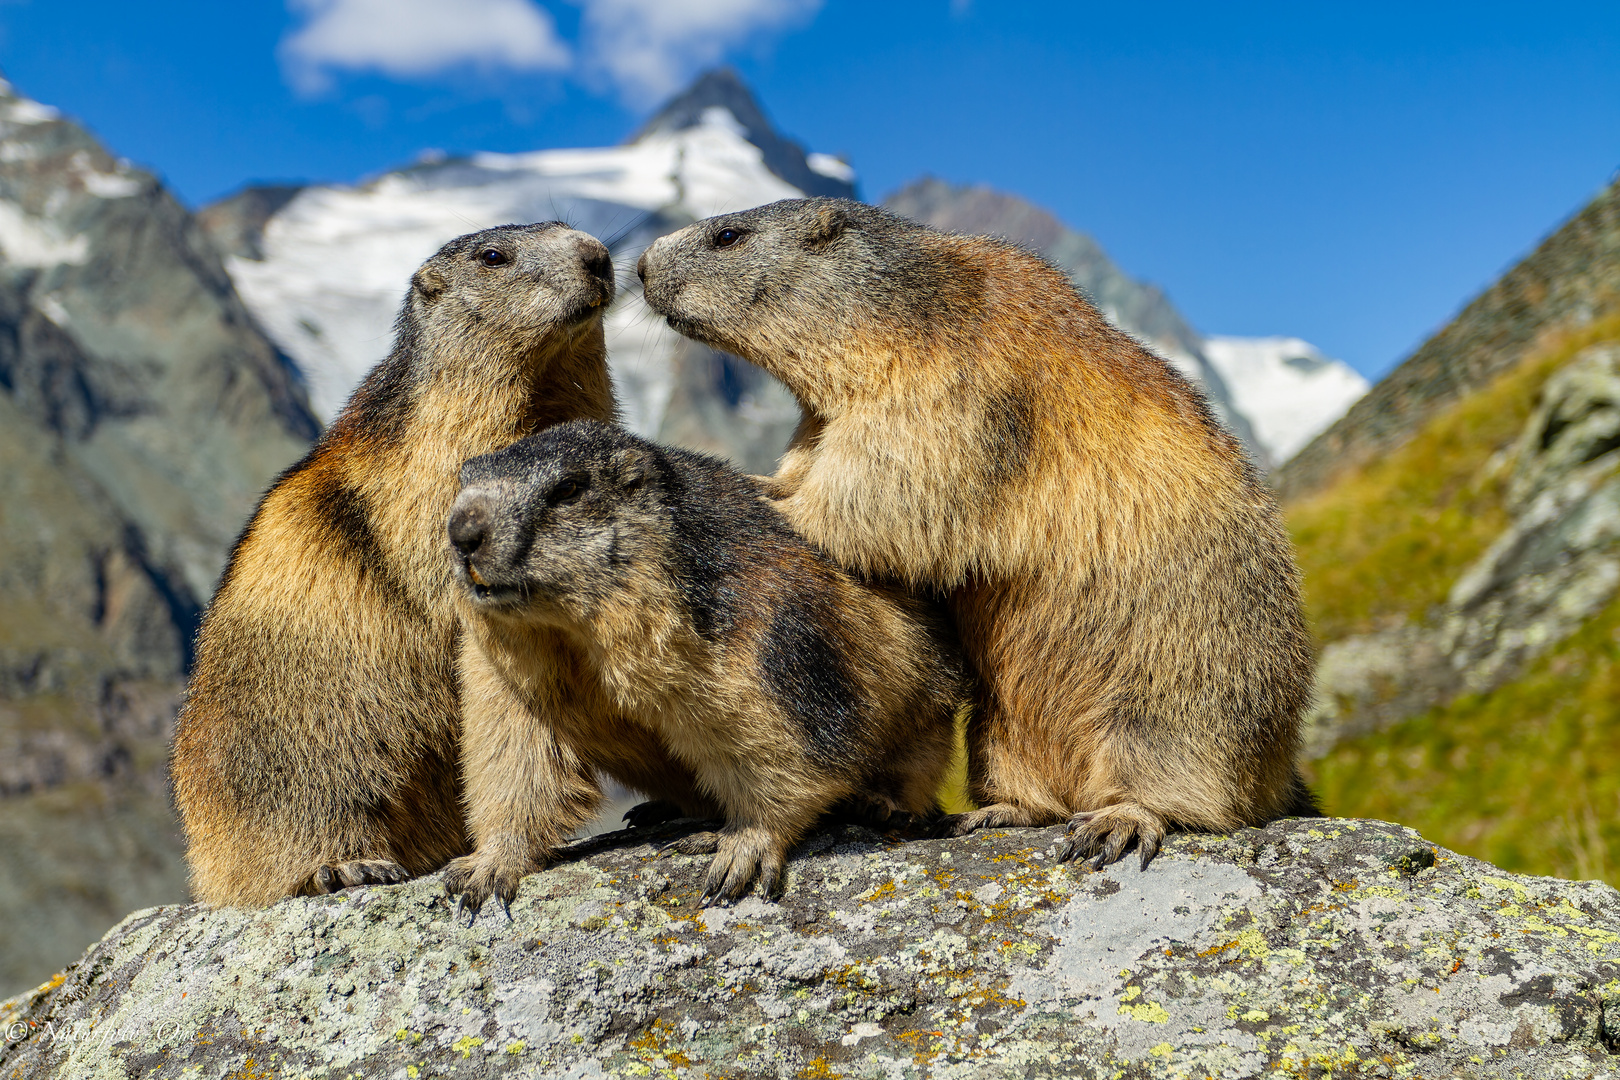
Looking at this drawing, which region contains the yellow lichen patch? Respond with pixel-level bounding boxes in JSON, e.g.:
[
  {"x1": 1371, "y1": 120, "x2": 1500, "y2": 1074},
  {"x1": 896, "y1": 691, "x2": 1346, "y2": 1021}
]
[
  {"x1": 799, "y1": 1056, "x2": 841, "y2": 1078},
  {"x1": 859, "y1": 880, "x2": 898, "y2": 903},
  {"x1": 1118, "y1": 1000, "x2": 1170, "y2": 1023},
  {"x1": 894, "y1": 1027, "x2": 947, "y2": 1065},
  {"x1": 1236, "y1": 927, "x2": 1271, "y2": 960},
  {"x1": 451, "y1": 1035, "x2": 484, "y2": 1058}
]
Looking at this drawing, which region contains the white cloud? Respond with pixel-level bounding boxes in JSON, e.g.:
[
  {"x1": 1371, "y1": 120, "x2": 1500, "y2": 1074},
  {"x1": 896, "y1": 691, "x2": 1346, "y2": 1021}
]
[
  {"x1": 281, "y1": 0, "x2": 571, "y2": 94},
  {"x1": 575, "y1": 0, "x2": 823, "y2": 105},
  {"x1": 279, "y1": 0, "x2": 823, "y2": 106}
]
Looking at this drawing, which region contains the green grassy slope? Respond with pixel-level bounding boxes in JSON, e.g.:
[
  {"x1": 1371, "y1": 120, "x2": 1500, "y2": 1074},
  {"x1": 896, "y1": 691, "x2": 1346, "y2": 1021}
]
[{"x1": 1288, "y1": 315, "x2": 1620, "y2": 885}]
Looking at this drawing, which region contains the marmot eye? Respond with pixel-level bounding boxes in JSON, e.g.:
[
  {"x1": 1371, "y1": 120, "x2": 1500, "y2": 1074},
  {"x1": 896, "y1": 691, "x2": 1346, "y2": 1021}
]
[
  {"x1": 547, "y1": 477, "x2": 587, "y2": 506},
  {"x1": 478, "y1": 248, "x2": 509, "y2": 267},
  {"x1": 713, "y1": 228, "x2": 742, "y2": 249}
]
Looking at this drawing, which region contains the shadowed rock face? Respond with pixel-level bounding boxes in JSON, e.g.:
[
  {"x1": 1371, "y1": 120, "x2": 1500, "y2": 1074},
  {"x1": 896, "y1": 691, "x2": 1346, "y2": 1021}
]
[{"x1": 5, "y1": 818, "x2": 1619, "y2": 1078}]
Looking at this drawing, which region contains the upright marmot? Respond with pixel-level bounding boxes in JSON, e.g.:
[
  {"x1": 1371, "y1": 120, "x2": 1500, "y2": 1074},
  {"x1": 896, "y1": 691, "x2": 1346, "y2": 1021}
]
[
  {"x1": 442, "y1": 420, "x2": 963, "y2": 911},
  {"x1": 171, "y1": 223, "x2": 618, "y2": 906},
  {"x1": 637, "y1": 198, "x2": 1317, "y2": 870}
]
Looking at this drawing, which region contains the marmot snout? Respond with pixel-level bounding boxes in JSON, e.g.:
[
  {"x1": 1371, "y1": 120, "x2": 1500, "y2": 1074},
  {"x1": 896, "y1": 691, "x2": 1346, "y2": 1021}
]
[{"x1": 442, "y1": 420, "x2": 964, "y2": 912}]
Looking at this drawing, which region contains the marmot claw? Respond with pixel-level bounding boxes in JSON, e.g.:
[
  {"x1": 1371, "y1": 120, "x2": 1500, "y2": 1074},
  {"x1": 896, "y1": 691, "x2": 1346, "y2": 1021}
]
[
  {"x1": 1056, "y1": 806, "x2": 1165, "y2": 871},
  {"x1": 310, "y1": 859, "x2": 410, "y2": 894}
]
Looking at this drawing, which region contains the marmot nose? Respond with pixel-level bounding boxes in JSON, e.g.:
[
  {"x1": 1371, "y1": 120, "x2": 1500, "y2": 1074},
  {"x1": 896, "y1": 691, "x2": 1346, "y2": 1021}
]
[
  {"x1": 447, "y1": 505, "x2": 488, "y2": 558},
  {"x1": 635, "y1": 248, "x2": 649, "y2": 283},
  {"x1": 584, "y1": 249, "x2": 613, "y2": 285}
]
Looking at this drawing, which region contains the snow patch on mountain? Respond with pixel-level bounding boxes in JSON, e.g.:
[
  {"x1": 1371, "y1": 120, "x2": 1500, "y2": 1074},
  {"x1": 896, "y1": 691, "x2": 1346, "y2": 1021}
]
[
  {"x1": 227, "y1": 106, "x2": 797, "y2": 423},
  {"x1": 1203, "y1": 336, "x2": 1369, "y2": 463}
]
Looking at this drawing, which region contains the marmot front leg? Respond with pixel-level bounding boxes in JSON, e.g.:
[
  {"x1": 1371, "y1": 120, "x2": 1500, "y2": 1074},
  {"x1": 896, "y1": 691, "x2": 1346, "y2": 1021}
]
[{"x1": 448, "y1": 641, "x2": 603, "y2": 921}]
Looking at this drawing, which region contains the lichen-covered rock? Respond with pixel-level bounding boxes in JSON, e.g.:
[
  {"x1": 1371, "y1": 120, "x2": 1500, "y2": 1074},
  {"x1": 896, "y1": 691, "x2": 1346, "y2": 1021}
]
[{"x1": 4, "y1": 817, "x2": 1620, "y2": 1079}]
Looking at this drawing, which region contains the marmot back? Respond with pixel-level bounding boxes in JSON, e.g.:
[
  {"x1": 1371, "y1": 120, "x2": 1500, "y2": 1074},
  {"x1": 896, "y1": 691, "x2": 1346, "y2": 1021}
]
[
  {"x1": 442, "y1": 420, "x2": 963, "y2": 911},
  {"x1": 637, "y1": 198, "x2": 1317, "y2": 870},
  {"x1": 171, "y1": 223, "x2": 617, "y2": 905}
]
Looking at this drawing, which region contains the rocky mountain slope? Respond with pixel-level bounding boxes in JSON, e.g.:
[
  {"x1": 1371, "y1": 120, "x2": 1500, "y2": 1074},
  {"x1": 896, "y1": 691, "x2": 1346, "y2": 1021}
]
[
  {"x1": 7, "y1": 817, "x2": 1620, "y2": 1078},
  {"x1": 209, "y1": 72, "x2": 1363, "y2": 475},
  {"x1": 1276, "y1": 174, "x2": 1620, "y2": 502},
  {"x1": 0, "y1": 76, "x2": 318, "y2": 998},
  {"x1": 1282, "y1": 174, "x2": 1620, "y2": 884}
]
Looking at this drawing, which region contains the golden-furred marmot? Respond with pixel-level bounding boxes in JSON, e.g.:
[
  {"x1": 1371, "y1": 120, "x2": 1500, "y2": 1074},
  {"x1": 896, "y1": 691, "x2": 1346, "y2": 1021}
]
[
  {"x1": 441, "y1": 419, "x2": 963, "y2": 911},
  {"x1": 171, "y1": 223, "x2": 618, "y2": 906},
  {"x1": 637, "y1": 198, "x2": 1318, "y2": 870}
]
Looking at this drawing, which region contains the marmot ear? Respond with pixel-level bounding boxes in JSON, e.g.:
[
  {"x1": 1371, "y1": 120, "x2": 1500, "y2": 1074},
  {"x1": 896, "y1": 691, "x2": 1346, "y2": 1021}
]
[
  {"x1": 612, "y1": 447, "x2": 655, "y2": 491},
  {"x1": 803, "y1": 204, "x2": 848, "y2": 251},
  {"x1": 412, "y1": 266, "x2": 448, "y2": 301}
]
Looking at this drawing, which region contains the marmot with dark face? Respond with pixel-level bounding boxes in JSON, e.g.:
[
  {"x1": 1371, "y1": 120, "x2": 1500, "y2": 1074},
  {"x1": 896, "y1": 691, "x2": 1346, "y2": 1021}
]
[
  {"x1": 171, "y1": 223, "x2": 618, "y2": 906},
  {"x1": 637, "y1": 198, "x2": 1317, "y2": 870},
  {"x1": 441, "y1": 420, "x2": 963, "y2": 911}
]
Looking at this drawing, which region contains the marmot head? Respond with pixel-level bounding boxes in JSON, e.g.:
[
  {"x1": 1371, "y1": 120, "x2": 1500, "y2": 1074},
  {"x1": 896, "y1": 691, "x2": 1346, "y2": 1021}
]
[
  {"x1": 447, "y1": 421, "x2": 671, "y2": 625},
  {"x1": 636, "y1": 199, "x2": 979, "y2": 409},
  {"x1": 408, "y1": 222, "x2": 616, "y2": 358}
]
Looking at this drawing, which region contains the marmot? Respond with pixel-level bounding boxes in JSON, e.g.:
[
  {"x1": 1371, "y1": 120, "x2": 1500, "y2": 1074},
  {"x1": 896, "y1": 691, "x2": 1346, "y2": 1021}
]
[
  {"x1": 637, "y1": 198, "x2": 1318, "y2": 870},
  {"x1": 171, "y1": 223, "x2": 618, "y2": 906},
  {"x1": 441, "y1": 419, "x2": 963, "y2": 911}
]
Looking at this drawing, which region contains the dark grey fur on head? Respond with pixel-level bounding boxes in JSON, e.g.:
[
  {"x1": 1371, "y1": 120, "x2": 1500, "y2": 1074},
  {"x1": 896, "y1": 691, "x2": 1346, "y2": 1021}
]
[
  {"x1": 448, "y1": 420, "x2": 806, "y2": 635},
  {"x1": 636, "y1": 198, "x2": 985, "y2": 359},
  {"x1": 343, "y1": 221, "x2": 616, "y2": 445}
]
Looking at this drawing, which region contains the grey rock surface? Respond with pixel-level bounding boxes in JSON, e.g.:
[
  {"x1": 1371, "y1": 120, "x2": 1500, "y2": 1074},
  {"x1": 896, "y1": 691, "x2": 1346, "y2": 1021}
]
[{"x1": 5, "y1": 817, "x2": 1620, "y2": 1079}]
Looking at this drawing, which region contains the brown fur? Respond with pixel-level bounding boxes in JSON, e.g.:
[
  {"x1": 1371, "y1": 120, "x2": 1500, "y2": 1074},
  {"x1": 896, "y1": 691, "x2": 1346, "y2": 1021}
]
[
  {"x1": 637, "y1": 198, "x2": 1318, "y2": 869},
  {"x1": 171, "y1": 224, "x2": 618, "y2": 905},
  {"x1": 440, "y1": 420, "x2": 962, "y2": 911}
]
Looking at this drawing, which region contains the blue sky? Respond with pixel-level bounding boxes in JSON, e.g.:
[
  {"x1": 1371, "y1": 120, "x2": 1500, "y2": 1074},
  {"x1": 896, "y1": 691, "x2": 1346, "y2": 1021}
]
[{"x1": 0, "y1": 1, "x2": 1616, "y2": 379}]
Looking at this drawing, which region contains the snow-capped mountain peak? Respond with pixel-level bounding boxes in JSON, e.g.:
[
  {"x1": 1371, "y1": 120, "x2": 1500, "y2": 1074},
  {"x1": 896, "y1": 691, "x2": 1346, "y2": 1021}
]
[{"x1": 1202, "y1": 336, "x2": 1370, "y2": 464}]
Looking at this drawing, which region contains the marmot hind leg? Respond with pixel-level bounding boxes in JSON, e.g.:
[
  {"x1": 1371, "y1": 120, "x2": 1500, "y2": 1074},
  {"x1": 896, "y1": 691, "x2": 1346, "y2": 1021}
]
[{"x1": 657, "y1": 826, "x2": 796, "y2": 905}]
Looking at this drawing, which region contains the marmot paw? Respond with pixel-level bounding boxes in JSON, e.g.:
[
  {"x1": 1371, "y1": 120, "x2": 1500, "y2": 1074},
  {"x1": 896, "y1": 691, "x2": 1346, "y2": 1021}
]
[
  {"x1": 931, "y1": 802, "x2": 1037, "y2": 838},
  {"x1": 700, "y1": 830, "x2": 786, "y2": 906},
  {"x1": 441, "y1": 854, "x2": 526, "y2": 925},
  {"x1": 623, "y1": 800, "x2": 684, "y2": 828},
  {"x1": 1056, "y1": 805, "x2": 1166, "y2": 871},
  {"x1": 833, "y1": 796, "x2": 939, "y2": 835},
  {"x1": 659, "y1": 830, "x2": 719, "y2": 857},
  {"x1": 309, "y1": 859, "x2": 410, "y2": 894}
]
